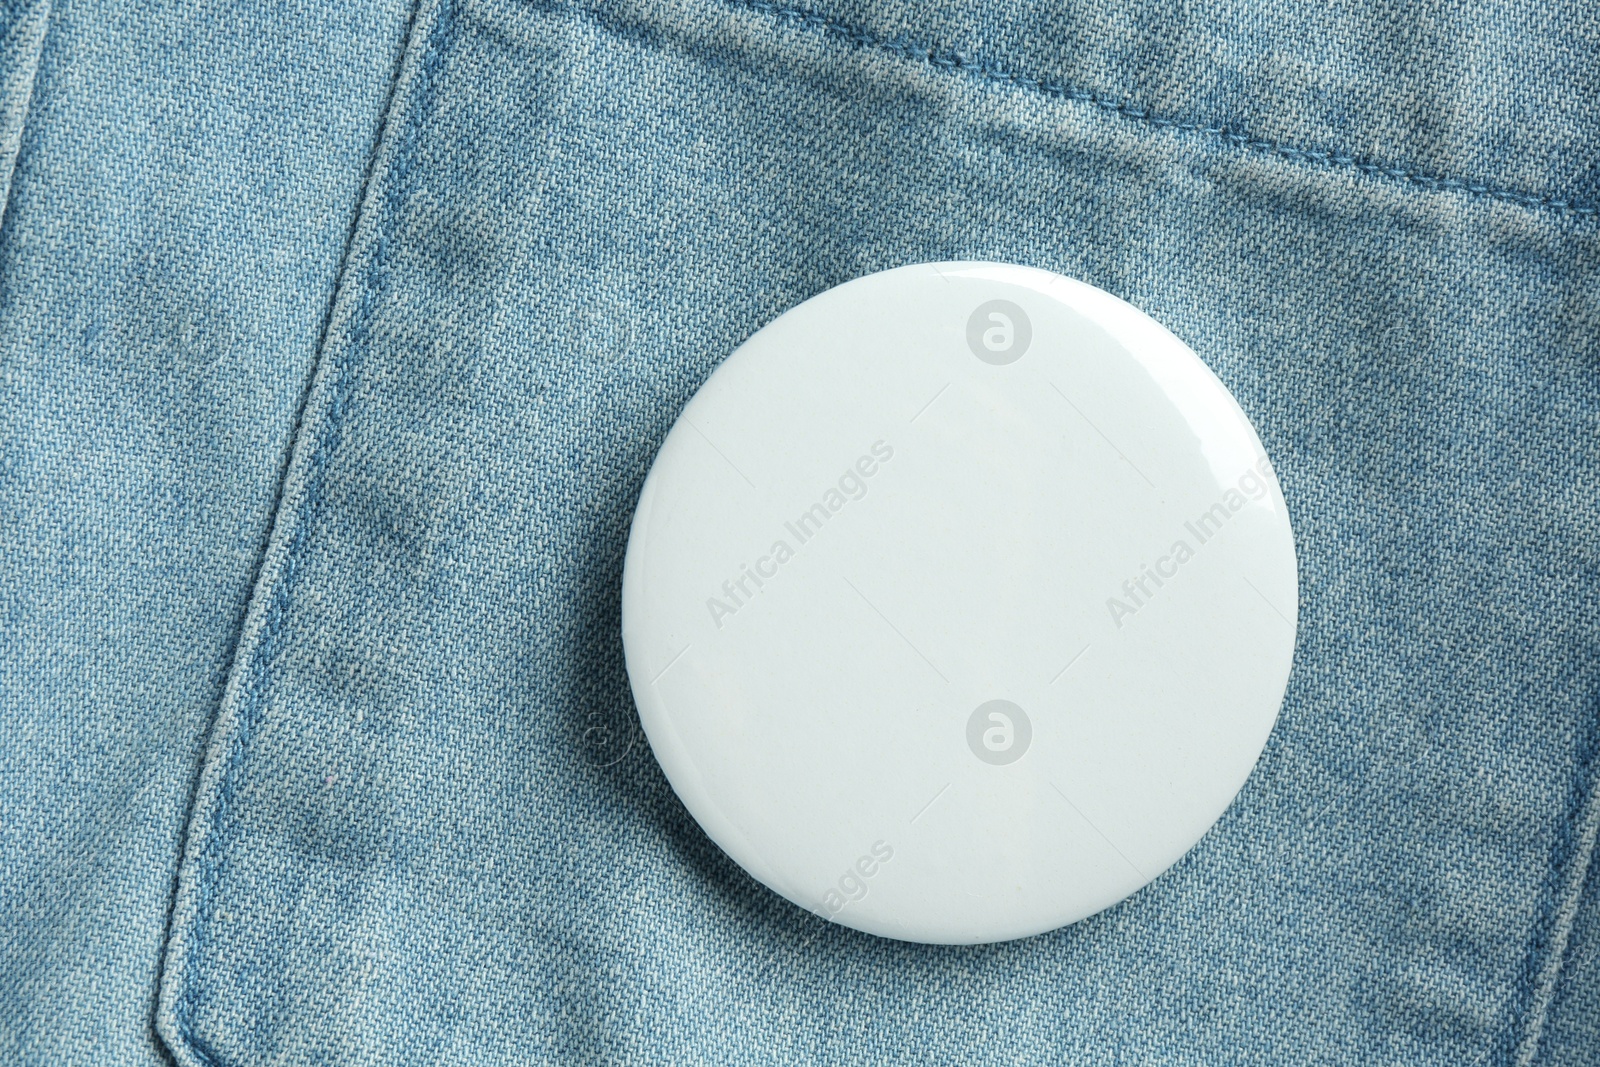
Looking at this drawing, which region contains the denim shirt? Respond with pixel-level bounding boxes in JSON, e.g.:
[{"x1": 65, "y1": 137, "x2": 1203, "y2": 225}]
[{"x1": 2, "y1": 0, "x2": 1597, "y2": 1063}]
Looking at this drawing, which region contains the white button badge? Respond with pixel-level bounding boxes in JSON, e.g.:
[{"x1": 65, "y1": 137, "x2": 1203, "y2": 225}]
[{"x1": 621, "y1": 262, "x2": 1298, "y2": 944}]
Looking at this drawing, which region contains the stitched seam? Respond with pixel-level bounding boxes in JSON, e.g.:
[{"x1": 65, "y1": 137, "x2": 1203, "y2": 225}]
[
  {"x1": 167, "y1": 0, "x2": 452, "y2": 1059},
  {"x1": 721, "y1": 0, "x2": 1599, "y2": 220},
  {"x1": 1511, "y1": 712, "x2": 1600, "y2": 1067}
]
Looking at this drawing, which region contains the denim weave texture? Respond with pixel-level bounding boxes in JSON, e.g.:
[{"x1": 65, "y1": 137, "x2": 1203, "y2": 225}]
[{"x1": 1, "y1": 0, "x2": 1598, "y2": 1064}]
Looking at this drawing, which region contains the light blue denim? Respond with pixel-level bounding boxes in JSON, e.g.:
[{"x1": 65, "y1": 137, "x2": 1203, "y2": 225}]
[{"x1": 2, "y1": 0, "x2": 1597, "y2": 1064}]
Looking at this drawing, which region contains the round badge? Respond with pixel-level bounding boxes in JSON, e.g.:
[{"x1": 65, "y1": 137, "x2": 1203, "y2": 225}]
[{"x1": 621, "y1": 262, "x2": 1298, "y2": 944}]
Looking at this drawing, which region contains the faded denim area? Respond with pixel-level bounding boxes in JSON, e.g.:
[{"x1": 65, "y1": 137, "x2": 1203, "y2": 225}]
[
  {"x1": 0, "y1": 0, "x2": 412, "y2": 1063},
  {"x1": 3, "y1": 0, "x2": 1598, "y2": 1063}
]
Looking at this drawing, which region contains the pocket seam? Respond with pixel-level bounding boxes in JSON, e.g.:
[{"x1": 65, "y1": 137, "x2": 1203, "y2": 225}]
[
  {"x1": 153, "y1": 0, "x2": 450, "y2": 1062},
  {"x1": 581, "y1": 0, "x2": 1600, "y2": 221}
]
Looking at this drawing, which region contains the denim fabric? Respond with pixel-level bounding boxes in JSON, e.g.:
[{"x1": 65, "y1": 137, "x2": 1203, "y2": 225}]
[
  {"x1": 0, "y1": 0, "x2": 44, "y2": 226},
  {"x1": 1543, "y1": 849, "x2": 1600, "y2": 1059},
  {"x1": 0, "y1": 0, "x2": 413, "y2": 1062},
  {"x1": 4, "y1": 0, "x2": 1599, "y2": 1065}
]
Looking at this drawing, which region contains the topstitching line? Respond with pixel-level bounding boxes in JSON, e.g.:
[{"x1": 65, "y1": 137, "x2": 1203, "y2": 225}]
[{"x1": 720, "y1": 0, "x2": 1599, "y2": 220}]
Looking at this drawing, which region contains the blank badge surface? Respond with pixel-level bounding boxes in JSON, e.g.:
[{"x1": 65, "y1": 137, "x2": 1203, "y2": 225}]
[{"x1": 621, "y1": 262, "x2": 1298, "y2": 945}]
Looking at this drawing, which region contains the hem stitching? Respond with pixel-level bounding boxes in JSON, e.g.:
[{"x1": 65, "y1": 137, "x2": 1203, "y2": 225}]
[{"x1": 725, "y1": 0, "x2": 1599, "y2": 220}]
